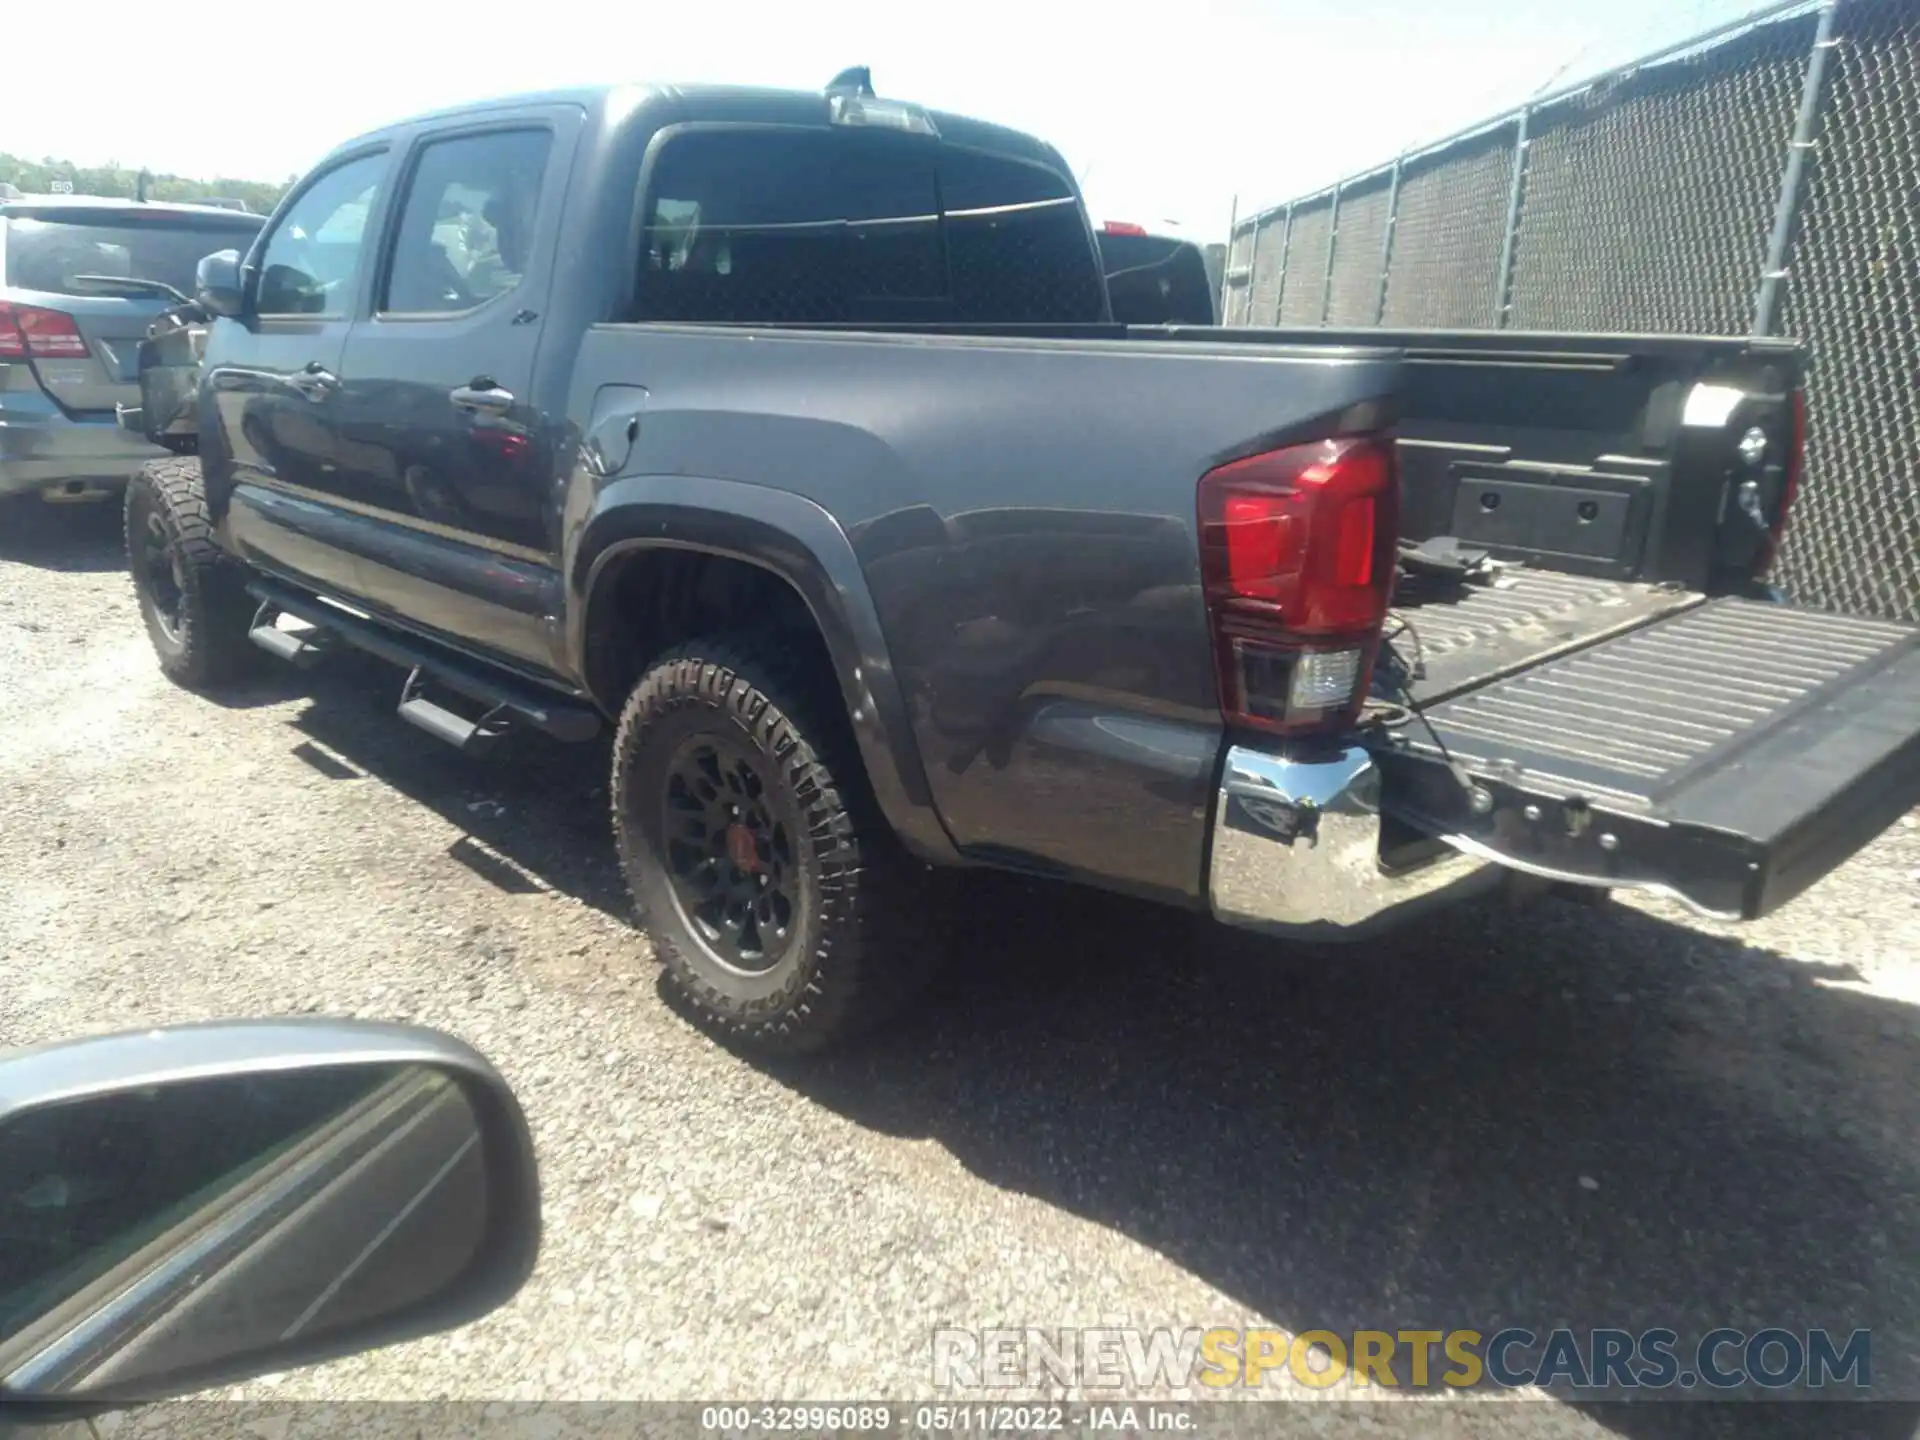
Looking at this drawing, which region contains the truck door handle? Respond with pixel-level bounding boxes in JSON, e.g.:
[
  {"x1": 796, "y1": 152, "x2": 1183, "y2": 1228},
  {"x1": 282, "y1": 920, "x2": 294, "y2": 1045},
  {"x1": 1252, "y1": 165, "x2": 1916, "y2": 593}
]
[
  {"x1": 288, "y1": 362, "x2": 338, "y2": 401},
  {"x1": 450, "y1": 380, "x2": 514, "y2": 416}
]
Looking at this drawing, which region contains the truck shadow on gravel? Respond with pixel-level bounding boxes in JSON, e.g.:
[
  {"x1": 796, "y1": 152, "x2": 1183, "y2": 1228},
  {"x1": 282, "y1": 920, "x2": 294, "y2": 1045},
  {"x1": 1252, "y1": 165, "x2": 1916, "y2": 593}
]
[
  {"x1": 278, "y1": 648, "x2": 632, "y2": 915},
  {"x1": 236, "y1": 644, "x2": 1916, "y2": 1438},
  {"x1": 0, "y1": 498, "x2": 127, "y2": 573},
  {"x1": 744, "y1": 874, "x2": 1920, "y2": 1440}
]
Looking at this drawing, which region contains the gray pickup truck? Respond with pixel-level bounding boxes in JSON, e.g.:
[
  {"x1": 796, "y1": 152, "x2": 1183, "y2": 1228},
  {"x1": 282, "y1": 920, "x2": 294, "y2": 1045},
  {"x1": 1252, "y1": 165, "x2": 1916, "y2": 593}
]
[{"x1": 121, "y1": 71, "x2": 1920, "y2": 1052}]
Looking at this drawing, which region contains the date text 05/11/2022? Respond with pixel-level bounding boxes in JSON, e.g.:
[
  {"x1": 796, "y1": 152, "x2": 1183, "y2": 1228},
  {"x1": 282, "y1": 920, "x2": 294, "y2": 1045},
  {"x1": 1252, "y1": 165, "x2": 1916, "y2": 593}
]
[{"x1": 698, "y1": 1405, "x2": 1191, "y2": 1433}]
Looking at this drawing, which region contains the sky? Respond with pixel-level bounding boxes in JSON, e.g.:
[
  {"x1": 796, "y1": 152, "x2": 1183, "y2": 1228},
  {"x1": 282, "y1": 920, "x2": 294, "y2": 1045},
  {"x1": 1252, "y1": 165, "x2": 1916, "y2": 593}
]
[{"x1": 3, "y1": 0, "x2": 1778, "y2": 240}]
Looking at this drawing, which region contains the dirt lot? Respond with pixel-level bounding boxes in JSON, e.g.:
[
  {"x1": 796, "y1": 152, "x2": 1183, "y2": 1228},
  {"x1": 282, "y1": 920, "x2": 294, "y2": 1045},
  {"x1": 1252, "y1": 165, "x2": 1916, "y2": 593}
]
[{"x1": 3, "y1": 501, "x2": 1918, "y2": 1438}]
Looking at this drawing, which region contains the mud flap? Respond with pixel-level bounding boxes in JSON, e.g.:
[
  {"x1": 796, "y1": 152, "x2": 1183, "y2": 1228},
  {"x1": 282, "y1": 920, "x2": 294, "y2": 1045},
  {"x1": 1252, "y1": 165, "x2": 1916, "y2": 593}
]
[{"x1": 1373, "y1": 597, "x2": 1920, "y2": 919}]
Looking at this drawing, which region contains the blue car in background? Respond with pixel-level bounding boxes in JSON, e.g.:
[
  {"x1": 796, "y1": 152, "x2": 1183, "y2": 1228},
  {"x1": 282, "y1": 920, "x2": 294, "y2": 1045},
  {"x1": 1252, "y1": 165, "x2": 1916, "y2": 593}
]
[{"x1": 0, "y1": 196, "x2": 262, "y2": 504}]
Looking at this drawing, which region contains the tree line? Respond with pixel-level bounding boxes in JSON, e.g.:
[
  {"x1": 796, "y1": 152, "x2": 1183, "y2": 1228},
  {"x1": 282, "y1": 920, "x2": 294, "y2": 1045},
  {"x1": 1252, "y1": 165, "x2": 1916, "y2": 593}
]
[{"x1": 0, "y1": 154, "x2": 290, "y2": 214}]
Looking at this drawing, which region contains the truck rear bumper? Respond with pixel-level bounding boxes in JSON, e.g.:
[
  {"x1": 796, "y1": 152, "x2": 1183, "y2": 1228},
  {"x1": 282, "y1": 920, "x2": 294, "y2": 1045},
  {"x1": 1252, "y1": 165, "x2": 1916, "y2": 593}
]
[{"x1": 1208, "y1": 743, "x2": 1502, "y2": 940}]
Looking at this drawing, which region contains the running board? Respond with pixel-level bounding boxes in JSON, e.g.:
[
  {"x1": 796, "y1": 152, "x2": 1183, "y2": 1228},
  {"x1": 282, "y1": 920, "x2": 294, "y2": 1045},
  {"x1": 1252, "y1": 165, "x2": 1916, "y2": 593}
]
[
  {"x1": 398, "y1": 669, "x2": 510, "y2": 756},
  {"x1": 248, "y1": 601, "x2": 328, "y2": 669},
  {"x1": 244, "y1": 578, "x2": 602, "y2": 744}
]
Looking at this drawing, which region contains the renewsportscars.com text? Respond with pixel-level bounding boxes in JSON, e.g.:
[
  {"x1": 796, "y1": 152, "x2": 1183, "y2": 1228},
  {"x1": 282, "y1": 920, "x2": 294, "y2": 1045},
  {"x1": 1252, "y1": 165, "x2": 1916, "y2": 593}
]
[{"x1": 932, "y1": 1326, "x2": 1872, "y2": 1392}]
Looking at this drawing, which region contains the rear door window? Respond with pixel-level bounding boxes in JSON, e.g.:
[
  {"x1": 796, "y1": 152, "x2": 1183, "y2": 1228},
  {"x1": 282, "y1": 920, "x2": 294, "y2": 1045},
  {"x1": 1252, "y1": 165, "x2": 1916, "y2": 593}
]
[
  {"x1": 0, "y1": 213, "x2": 262, "y2": 298},
  {"x1": 381, "y1": 129, "x2": 552, "y2": 314}
]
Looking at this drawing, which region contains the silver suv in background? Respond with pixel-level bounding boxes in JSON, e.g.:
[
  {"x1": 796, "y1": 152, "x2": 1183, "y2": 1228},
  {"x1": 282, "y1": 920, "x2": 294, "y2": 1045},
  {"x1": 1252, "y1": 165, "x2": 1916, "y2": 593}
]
[{"x1": 0, "y1": 197, "x2": 263, "y2": 503}]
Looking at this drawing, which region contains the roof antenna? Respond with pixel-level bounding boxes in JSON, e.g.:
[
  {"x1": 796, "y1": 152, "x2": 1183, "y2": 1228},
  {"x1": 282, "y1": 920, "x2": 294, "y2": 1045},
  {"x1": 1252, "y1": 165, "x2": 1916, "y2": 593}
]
[{"x1": 825, "y1": 66, "x2": 875, "y2": 98}]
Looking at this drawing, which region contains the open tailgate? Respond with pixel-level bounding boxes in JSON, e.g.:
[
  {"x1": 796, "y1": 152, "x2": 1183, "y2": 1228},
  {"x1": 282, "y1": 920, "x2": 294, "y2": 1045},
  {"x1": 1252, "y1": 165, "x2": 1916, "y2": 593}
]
[{"x1": 1375, "y1": 598, "x2": 1920, "y2": 919}]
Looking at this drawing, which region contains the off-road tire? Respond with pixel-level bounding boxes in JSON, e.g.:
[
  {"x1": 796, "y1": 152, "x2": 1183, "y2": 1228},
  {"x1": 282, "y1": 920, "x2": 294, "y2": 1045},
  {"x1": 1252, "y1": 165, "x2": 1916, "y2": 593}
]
[
  {"x1": 612, "y1": 637, "x2": 942, "y2": 1053},
  {"x1": 125, "y1": 457, "x2": 257, "y2": 688}
]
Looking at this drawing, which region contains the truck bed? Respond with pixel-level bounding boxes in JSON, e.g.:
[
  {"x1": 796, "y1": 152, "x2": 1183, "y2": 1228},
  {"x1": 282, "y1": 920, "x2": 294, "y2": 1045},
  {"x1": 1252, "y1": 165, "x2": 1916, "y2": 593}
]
[
  {"x1": 1388, "y1": 566, "x2": 1701, "y2": 704},
  {"x1": 789, "y1": 320, "x2": 1804, "y2": 598}
]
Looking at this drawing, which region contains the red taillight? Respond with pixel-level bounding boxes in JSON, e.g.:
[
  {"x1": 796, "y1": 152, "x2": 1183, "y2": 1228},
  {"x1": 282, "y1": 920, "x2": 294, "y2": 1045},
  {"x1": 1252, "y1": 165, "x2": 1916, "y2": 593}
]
[
  {"x1": 1101, "y1": 220, "x2": 1150, "y2": 236},
  {"x1": 0, "y1": 301, "x2": 89, "y2": 360},
  {"x1": 1198, "y1": 436, "x2": 1398, "y2": 735}
]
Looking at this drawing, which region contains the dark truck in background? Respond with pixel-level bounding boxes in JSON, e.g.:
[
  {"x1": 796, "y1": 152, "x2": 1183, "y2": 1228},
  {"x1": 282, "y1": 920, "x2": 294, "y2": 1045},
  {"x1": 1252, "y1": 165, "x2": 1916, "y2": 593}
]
[
  {"x1": 120, "y1": 71, "x2": 1920, "y2": 1052},
  {"x1": 1094, "y1": 222, "x2": 1217, "y2": 325}
]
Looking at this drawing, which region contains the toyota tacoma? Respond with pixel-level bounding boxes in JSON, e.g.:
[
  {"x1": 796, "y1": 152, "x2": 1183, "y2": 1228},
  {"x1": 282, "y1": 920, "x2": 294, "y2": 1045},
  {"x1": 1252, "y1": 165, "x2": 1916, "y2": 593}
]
[{"x1": 120, "y1": 70, "x2": 1918, "y2": 1052}]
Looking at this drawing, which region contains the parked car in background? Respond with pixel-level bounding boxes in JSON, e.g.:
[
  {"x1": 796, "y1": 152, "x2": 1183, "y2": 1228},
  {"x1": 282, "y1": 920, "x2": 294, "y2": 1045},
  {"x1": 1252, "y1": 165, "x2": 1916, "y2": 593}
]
[
  {"x1": 0, "y1": 196, "x2": 263, "y2": 503},
  {"x1": 1095, "y1": 221, "x2": 1217, "y2": 325}
]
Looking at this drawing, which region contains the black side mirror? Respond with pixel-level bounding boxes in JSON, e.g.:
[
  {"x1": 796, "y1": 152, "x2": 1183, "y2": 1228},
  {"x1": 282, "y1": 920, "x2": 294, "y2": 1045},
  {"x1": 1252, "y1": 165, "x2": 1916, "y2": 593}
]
[
  {"x1": 194, "y1": 250, "x2": 247, "y2": 319},
  {"x1": 0, "y1": 1020, "x2": 540, "y2": 1416}
]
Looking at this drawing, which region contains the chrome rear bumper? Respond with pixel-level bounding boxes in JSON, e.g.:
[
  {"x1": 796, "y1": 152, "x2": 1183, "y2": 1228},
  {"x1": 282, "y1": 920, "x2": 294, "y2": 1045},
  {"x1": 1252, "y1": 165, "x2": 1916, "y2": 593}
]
[{"x1": 1208, "y1": 743, "x2": 1499, "y2": 939}]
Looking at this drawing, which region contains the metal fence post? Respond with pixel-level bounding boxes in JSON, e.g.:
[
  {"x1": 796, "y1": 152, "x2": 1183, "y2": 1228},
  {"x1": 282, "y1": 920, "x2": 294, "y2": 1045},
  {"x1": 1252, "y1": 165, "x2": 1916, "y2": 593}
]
[
  {"x1": 1494, "y1": 107, "x2": 1532, "y2": 328},
  {"x1": 1754, "y1": 0, "x2": 1842, "y2": 335},
  {"x1": 1242, "y1": 210, "x2": 1263, "y2": 328},
  {"x1": 1375, "y1": 155, "x2": 1404, "y2": 325},
  {"x1": 1319, "y1": 183, "x2": 1342, "y2": 325},
  {"x1": 1220, "y1": 195, "x2": 1241, "y2": 323},
  {"x1": 1273, "y1": 203, "x2": 1295, "y2": 324}
]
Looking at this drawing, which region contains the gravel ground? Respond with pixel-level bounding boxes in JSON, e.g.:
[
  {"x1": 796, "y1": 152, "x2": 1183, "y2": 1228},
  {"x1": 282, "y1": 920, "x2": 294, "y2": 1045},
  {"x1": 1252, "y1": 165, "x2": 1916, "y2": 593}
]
[{"x1": 2, "y1": 502, "x2": 1918, "y2": 1440}]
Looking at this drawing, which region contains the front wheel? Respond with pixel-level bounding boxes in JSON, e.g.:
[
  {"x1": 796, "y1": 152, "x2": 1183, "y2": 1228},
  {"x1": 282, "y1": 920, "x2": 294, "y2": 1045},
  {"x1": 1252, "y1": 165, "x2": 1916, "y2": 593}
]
[
  {"x1": 612, "y1": 638, "x2": 941, "y2": 1053},
  {"x1": 125, "y1": 457, "x2": 257, "y2": 689}
]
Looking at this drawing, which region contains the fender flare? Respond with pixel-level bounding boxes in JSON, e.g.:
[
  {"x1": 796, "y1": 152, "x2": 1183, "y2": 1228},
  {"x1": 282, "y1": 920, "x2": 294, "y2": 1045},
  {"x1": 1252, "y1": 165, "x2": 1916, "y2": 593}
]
[{"x1": 569, "y1": 473, "x2": 958, "y2": 865}]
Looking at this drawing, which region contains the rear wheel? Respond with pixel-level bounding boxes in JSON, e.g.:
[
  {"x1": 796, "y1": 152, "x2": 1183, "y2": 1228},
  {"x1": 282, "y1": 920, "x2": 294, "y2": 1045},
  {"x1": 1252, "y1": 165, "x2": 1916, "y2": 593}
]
[
  {"x1": 612, "y1": 637, "x2": 942, "y2": 1053},
  {"x1": 125, "y1": 457, "x2": 257, "y2": 688}
]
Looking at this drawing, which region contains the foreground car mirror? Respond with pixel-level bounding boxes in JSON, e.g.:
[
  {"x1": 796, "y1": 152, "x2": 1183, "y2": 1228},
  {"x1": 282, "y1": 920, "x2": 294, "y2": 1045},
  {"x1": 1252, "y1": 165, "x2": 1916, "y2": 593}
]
[
  {"x1": 0, "y1": 1020, "x2": 539, "y2": 1414},
  {"x1": 194, "y1": 250, "x2": 247, "y2": 319}
]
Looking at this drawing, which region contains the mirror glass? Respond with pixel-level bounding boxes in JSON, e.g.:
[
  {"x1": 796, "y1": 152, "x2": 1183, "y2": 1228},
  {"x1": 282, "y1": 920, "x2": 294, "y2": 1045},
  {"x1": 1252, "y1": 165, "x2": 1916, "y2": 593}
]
[
  {"x1": 0, "y1": 1061, "x2": 488, "y2": 1400},
  {"x1": 194, "y1": 249, "x2": 245, "y2": 317}
]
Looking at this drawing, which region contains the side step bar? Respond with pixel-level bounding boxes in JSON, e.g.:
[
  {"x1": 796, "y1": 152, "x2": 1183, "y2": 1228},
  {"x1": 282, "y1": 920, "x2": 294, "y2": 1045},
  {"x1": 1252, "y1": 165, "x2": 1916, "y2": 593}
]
[
  {"x1": 398, "y1": 668, "x2": 511, "y2": 756},
  {"x1": 244, "y1": 577, "x2": 602, "y2": 746},
  {"x1": 249, "y1": 600, "x2": 329, "y2": 669}
]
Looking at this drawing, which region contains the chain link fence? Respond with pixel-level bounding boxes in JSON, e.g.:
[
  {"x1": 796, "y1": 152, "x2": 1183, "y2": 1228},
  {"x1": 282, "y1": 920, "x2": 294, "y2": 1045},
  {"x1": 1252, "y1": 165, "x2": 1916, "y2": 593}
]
[{"x1": 1221, "y1": 0, "x2": 1919, "y2": 621}]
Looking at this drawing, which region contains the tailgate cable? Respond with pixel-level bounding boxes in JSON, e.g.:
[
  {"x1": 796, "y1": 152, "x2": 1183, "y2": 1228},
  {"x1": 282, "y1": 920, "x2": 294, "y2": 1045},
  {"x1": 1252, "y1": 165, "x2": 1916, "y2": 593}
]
[{"x1": 1361, "y1": 612, "x2": 1482, "y2": 802}]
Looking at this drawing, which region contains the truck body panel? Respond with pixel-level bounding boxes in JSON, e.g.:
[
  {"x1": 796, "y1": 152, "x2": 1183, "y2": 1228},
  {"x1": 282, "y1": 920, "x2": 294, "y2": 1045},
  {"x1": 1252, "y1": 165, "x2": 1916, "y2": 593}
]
[{"x1": 562, "y1": 324, "x2": 1400, "y2": 898}]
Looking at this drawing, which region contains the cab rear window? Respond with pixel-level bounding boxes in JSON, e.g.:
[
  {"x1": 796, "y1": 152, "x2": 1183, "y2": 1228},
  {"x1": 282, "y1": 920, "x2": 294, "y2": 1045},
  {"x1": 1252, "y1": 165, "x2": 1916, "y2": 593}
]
[{"x1": 633, "y1": 129, "x2": 1105, "y2": 325}]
